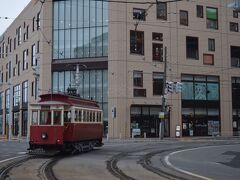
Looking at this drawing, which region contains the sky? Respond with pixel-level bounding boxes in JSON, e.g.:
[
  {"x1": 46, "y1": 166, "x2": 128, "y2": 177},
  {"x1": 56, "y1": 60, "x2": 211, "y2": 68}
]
[{"x1": 0, "y1": 0, "x2": 31, "y2": 35}]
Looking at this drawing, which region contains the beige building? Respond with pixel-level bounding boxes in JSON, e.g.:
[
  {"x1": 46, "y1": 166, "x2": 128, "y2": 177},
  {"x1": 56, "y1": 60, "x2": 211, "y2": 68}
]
[{"x1": 0, "y1": 0, "x2": 240, "y2": 139}]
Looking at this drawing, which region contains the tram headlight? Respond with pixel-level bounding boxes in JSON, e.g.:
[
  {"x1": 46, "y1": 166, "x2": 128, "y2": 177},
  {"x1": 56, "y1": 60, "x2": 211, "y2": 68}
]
[{"x1": 41, "y1": 133, "x2": 48, "y2": 140}]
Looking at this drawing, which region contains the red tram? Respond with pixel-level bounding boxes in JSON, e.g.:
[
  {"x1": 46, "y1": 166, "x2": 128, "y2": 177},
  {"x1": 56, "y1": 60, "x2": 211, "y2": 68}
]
[{"x1": 29, "y1": 93, "x2": 103, "y2": 154}]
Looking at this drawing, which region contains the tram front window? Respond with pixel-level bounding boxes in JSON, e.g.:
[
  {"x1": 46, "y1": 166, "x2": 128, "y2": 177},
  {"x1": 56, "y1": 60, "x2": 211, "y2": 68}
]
[
  {"x1": 54, "y1": 111, "x2": 61, "y2": 125},
  {"x1": 32, "y1": 111, "x2": 38, "y2": 125},
  {"x1": 40, "y1": 111, "x2": 51, "y2": 125}
]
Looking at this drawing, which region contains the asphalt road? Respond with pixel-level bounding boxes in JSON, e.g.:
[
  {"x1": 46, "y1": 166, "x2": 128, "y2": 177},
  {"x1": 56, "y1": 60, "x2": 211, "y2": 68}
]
[
  {"x1": 0, "y1": 140, "x2": 28, "y2": 162},
  {"x1": 167, "y1": 143, "x2": 240, "y2": 180},
  {"x1": 0, "y1": 139, "x2": 240, "y2": 180}
]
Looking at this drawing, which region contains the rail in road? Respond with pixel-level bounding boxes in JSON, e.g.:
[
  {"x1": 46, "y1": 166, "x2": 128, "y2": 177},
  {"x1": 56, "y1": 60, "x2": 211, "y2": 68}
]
[{"x1": 0, "y1": 155, "x2": 60, "y2": 180}]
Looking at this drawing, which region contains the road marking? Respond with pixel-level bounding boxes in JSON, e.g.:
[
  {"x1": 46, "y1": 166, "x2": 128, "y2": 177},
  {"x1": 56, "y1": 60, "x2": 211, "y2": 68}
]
[
  {"x1": 164, "y1": 144, "x2": 240, "y2": 180},
  {"x1": 0, "y1": 155, "x2": 27, "y2": 164},
  {"x1": 17, "y1": 152, "x2": 27, "y2": 155}
]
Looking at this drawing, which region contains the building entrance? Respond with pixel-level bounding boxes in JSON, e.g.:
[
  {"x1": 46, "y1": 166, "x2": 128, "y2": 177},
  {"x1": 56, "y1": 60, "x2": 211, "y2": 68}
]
[{"x1": 130, "y1": 105, "x2": 169, "y2": 138}]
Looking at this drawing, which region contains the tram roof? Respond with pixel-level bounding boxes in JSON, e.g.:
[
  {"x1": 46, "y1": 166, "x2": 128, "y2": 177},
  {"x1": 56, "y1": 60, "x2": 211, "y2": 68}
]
[{"x1": 32, "y1": 93, "x2": 99, "y2": 109}]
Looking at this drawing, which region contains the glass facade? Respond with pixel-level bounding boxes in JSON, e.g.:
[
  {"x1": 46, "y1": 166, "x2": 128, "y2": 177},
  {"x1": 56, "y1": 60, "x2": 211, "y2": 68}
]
[
  {"x1": 53, "y1": 0, "x2": 108, "y2": 59},
  {"x1": 0, "y1": 92, "x2": 3, "y2": 135},
  {"x1": 52, "y1": 69, "x2": 108, "y2": 133},
  {"x1": 232, "y1": 77, "x2": 240, "y2": 136},
  {"x1": 181, "y1": 74, "x2": 220, "y2": 136}
]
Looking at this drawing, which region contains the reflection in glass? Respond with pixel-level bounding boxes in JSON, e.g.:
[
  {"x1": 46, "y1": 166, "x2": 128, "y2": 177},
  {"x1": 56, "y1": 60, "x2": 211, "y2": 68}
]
[
  {"x1": 53, "y1": 0, "x2": 108, "y2": 59},
  {"x1": 182, "y1": 82, "x2": 194, "y2": 100},
  {"x1": 207, "y1": 83, "x2": 219, "y2": 100},
  {"x1": 84, "y1": 28, "x2": 90, "y2": 57},
  {"x1": 194, "y1": 83, "x2": 206, "y2": 100}
]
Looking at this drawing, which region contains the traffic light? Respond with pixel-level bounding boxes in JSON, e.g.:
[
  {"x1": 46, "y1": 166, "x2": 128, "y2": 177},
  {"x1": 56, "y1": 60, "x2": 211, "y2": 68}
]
[{"x1": 166, "y1": 81, "x2": 174, "y2": 93}]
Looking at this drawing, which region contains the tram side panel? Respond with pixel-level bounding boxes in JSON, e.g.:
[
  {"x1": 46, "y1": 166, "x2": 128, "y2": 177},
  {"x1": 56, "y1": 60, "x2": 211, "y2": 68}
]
[{"x1": 63, "y1": 123, "x2": 103, "y2": 142}]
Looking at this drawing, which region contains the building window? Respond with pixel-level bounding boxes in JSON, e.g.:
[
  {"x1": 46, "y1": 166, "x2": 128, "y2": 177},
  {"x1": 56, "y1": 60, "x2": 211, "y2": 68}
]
[
  {"x1": 32, "y1": 17, "x2": 35, "y2": 32},
  {"x1": 14, "y1": 38, "x2": 16, "y2": 50},
  {"x1": 233, "y1": 10, "x2": 238, "y2": 18},
  {"x1": 157, "y1": 2, "x2": 167, "y2": 20},
  {"x1": 18, "y1": 61, "x2": 21, "y2": 76},
  {"x1": 152, "y1": 43, "x2": 163, "y2": 61},
  {"x1": 133, "y1": 71, "x2": 143, "y2": 87},
  {"x1": 153, "y1": 72, "x2": 163, "y2": 96},
  {"x1": 37, "y1": 12, "x2": 40, "y2": 30},
  {"x1": 208, "y1": 38, "x2": 215, "y2": 51},
  {"x1": 17, "y1": 26, "x2": 22, "y2": 45},
  {"x1": 23, "y1": 50, "x2": 28, "y2": 70},
  {"x1": 182, "y1": 75, "x2": 220, "y2": 137},
  {"x1": 186, "y1": 36, "x2": 199, "y2": 60},
  {"x1": 231, "y1": 46, "x2": 240, "y2": 67},
  {"x1": 152, "y1": 32, "x2": 163, "y2": 41},
  {"x1": 13, "y1": 85, "x2": 21, "y2": 107},
  {"x1": 31, "y1": 44, "x2": 37, "y2": 66},
  {"x1": 232, "y1": 77, "x2": 240, "y2": 136},
  {"x1": 2, "y1": 43, "x2": 5, "y2": 58},
  {"x1": 133, "y1": 8, "x2": 146, "y2": 21},
  {"x1": 13, "y1": 67, "x2": 16, "y2": 77},
  {"x1": 53, "y1": 0, "x2": 108, "y2": 59},
  {"x1": 31, "y1": 81, "x2": 35, "y2": 97},
  {"x1": 130, "y1": 30, "x2": 144, "y2": 55},
  {"x1": 197, "y1": 5, "x2": 204, "y2": 18},
  {"x1": 134, "y1": 88, "x2": 146, "y2": 97},
  {"x1": 180, "y1": 10, "x2": 188, "y2": 26},
  {"x1": 22, "y1": 81, "x2": 28, "y2": 104},
  {"x1": 9, "y1": 39, "x2": 12, "y2": 53},
  {"x1": 26, "y1": 25, "x2": 29, "y2": 39},
  {"x1": 203, "y1": 54, "x2": 214, "y2": 65},
  {"x1": 230, "y1": 22, "x2": 239, "y2": 32},
  {"x1": 206, "y1": 7, "x2": 218, "y2": 29}
]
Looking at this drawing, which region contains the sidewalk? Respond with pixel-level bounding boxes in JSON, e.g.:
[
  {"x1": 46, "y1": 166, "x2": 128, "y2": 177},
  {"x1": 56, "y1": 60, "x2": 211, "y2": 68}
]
[{"x1": 103, "y1": 136, "x2": 240, "y2": 143}]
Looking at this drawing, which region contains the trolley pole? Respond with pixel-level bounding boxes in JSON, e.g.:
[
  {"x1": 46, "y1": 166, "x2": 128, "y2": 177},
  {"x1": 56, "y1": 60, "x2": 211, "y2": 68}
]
[{"x1": 160, "y1": 47, "x2": 167, "y2": 139}]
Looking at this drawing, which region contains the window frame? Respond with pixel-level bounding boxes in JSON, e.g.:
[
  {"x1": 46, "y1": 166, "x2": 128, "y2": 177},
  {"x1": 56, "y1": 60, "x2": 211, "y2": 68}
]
[
  {"x1": 186, "y1": 36, "x2": 199, "y2": 60},
  {"x1": 230, "y1": 22, "x2": 239, "y2": 32},
  {"x1": 206, "y1": 7, "x2": 218, "y2": 30},
  {"x1": 208, "y1": 38, "x2": 215, "y2": 51},
  {"x1": 133, "y1": 71, "x2": 143, "y2": 87},
  {"x1": 180, "y1": 10, "x2": 188, "y2": 26},
  {"x1": 133, "y1": 8, "x2": 146, "y2": 21},
  {"x1": 156, "y1": 2, "x2": 167, "y2": 20},
  {"x1": 196, "y1": 5, "x2": 204, "y2": 18},
  {"x1": 130, "y1": 30, "x2": 144, "y2": 55}
]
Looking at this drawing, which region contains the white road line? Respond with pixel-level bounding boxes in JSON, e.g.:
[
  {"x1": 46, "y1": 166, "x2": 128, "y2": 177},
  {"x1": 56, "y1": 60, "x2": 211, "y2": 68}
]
[
  {"x1": 17, "y1": 152, "x2": 27, "y2": 155},
  {"x1": 0, "y1": 155, "x2": 27, "y2": 164},
  {"x1": 164, "y1": 144, "x2": 240, "y2": 180}
]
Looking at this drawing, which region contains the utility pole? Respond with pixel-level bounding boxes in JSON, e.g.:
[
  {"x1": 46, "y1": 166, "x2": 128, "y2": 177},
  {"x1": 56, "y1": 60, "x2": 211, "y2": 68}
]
[{"x1": 160, "y1": 46, "x2": 167, "y2": 139}]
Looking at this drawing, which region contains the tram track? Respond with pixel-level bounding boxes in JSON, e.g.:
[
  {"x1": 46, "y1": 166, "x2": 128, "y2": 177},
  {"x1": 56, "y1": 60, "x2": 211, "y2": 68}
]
[
  {"x1": 139, "y1": 148, "x2": 191, "y2": 180},
  {"x1": 0, "y1": 155, "x2": 61, "y2": 180},
  {"x1": 106, "y1": 145, "x2": 198, "y2": 180},
  {"x1": 0, "y1": 156, "x2": 31, "y2": 180}
]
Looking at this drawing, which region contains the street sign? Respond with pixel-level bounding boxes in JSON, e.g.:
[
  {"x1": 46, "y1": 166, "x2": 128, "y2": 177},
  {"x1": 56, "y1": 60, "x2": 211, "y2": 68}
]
[{"x1": 159, "y1": 112, "x2": 164, "y2": 119}]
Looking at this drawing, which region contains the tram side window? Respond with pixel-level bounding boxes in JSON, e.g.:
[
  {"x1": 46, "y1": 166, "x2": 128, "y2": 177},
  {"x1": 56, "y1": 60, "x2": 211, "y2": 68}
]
[
  {"x1": 93, "y1": 112, "x2": 96, "y2": 122},
  {"x1": 79, "y1": 110, "x2": 82, "y2": 122},
  {"x1": 97, "y1": 112, "x2": 102, "y2": 122},
  {"x1": 53, "y1": 111, "x2": 61, "y2": 125},
  {"x1": 75, "y1": 110, "x2": 79, "y2": 122},
  {"x1": 32, "y1": 111, "x2": 38, "y2": 125},
  {"x1": 64, "y1": 111, "x2": 71, "y2": 122},
  {"x1": 83, "y1": 111, "x2": 86, "y2": 122},
  {"x1": 40, "y1": 111, "x2": 51, "y2": 125},
  {"x1": 86, "y1": 111, "x2": 89, "y2": 122},
  {"x1": 90, "y1": 111, "x2": 92, "y2": 122}
]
